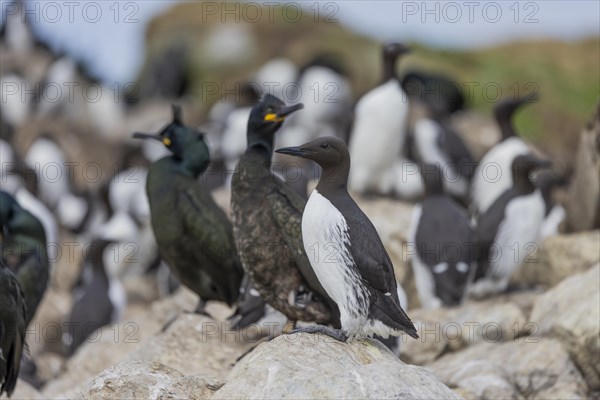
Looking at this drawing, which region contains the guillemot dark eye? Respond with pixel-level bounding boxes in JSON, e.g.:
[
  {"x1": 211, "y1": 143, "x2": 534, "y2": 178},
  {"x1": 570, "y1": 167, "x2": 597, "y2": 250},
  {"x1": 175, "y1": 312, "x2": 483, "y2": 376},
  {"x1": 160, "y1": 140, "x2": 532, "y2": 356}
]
[{"x1": 321, "y1": 143, "x2": 329, "y2": 149}]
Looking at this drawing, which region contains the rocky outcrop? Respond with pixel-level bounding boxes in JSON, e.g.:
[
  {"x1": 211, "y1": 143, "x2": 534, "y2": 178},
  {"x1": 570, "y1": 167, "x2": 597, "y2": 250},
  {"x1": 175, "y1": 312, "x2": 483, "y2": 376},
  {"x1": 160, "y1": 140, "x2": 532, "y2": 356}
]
[
  {"x1": 125, "y1": 312, "x2": 257, "y2": 381},
  {"x1": 530, "y1": 264, "x2": 600, "y2": 391},
  {"x1": 428, "y1": 339, "x2": 588, "y2": 399},
  {"x1": 33, "y1": 352, "x2": 66, "y2": 385},
  {"x1": 513, "y1": 230, "x2": 600, "y2": 287},
  {"x1": 214, "y1": 333, "x2": 461, "y2": 399},
  {"x1": 400, "y1": 297, "x2": 528, "y2": 365},
  {"x1": 26, "y1": 287, "x2": 72, "y2": 355},
  {"x1": 41, "y1": 322, "x2": 143, "y2": 398},
  {"x1": 76, "y1": 361, "x2": 222, "y2": 400},
  {"x1": 41, "y1": 288, "x2": 201, "y2": 398}
]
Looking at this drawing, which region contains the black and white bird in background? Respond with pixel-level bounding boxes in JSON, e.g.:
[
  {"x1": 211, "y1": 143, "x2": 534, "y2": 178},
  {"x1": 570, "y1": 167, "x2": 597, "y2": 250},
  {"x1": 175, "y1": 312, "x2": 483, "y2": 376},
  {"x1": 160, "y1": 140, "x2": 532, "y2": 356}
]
[
  {"x1": 471, "y1": 94, "x2": 537, "y2": 215},
  {"x1": 348, "y1": 42, "x2": 413, "y2": 196},
  {"x1": 537, "y1": 171, "x2": 568, "y2": 238},
  {"x1": 408, "y1": 164, "x2": 476, "y2": 309},
  {"x1": 24, "y1": 135, "x2": 94, "y2": 235},
  {"x1": 274, "y1": 55, "x2": 353, "y2": 198},
  {"x1": 469, "y1": 154, "x2": 551, "y2": 298},
  {"x1": 62, "y1": 223, "x2": 128, "y2": 356},
  {"x1": 409, "y1": 99, "x2": 476, "y2": 205}
]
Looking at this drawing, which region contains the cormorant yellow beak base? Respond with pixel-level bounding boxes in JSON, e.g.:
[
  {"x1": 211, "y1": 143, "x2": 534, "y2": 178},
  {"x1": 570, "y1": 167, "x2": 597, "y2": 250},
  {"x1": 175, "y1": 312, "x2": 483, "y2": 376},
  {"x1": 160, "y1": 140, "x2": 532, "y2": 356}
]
[
  {"x1": 162, "y1": 137, "x2": 172, "y2": 146},
  {"x1": 264, "y1": 103, "x2": 304, "y2": 122},
  {"x1": 264, "y1": 113, "x2": 285, "y2": 122}
]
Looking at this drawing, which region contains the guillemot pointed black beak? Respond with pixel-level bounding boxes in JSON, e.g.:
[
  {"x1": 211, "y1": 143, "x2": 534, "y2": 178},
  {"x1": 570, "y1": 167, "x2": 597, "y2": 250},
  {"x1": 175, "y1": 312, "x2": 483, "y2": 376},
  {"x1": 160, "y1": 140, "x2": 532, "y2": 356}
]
[
  {"x1": 275, "y1": 146, "x2": 311, "y2": 159},
  {"x1": 277, "y1": 103, "x2": 304, "y2": 118}
]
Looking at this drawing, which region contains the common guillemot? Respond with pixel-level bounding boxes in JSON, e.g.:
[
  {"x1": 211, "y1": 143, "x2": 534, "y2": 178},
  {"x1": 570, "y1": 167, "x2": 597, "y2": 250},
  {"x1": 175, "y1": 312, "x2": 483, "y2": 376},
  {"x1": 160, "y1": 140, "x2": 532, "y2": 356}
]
[
  {"x1": 62, "y1": 236, "x2": 126, "y2": 355},
  {"x1": 470, "y1": 154, "x2": 551, "y2": 298},
  {"x1": 409, "y1": 102, "x2": 475, "y2": 203},
  {"x1": 471, "y1": 94, "x2": 537, "y2": 215},
  {"x1": 408, "y1": 164, "x2": 476, "y2": 308},
  {"x1": 348, "y1": 42, "x2": 411, "y2": 195},
  {"x1": 276, "y1": 136, "x2": 418, "y2": 341}
]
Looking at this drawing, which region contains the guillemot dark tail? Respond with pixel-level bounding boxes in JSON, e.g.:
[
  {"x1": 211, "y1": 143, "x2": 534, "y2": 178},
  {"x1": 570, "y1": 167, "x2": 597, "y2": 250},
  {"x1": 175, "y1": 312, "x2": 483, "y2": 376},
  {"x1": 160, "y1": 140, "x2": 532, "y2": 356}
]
[{"x1": 371, "y1": 292, "x2": 419, "y2": 339}]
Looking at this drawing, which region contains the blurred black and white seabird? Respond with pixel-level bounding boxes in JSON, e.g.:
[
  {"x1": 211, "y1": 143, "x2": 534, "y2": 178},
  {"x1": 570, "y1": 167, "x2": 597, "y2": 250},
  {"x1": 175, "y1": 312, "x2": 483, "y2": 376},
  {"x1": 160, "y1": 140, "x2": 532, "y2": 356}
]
[
  {"x1": 0, "y1": 70, "x2": 31, "y2": 131},
  {"x1": 202, "y1": 82, "x2": 259, "y2": 161},
  {"x1": 62, "y1": 220, "x2": 128, "y2": 355},
  {"x1": 36, "y1": 54, "x2": 79, "y2": 117},
  {"x1": 220, "y1": 84, "x2": 261, "y2": 187},
  {"x1": 253, "y1": 57, "x2": 298, "y2": 101},
  {"x1": 471, "y1": 94, "x2": 537, "y2": 215},
  {"x1": 273, "y1": 56, "x2": 354, "y2": 197},
  {"x1": 408, "y1": 164, "x2": 476, "y2": 308},
  {"x1": 103, "y1": 166, "x2": 161, "y2": 276},
  {"x1": 537, "y1": 171, "x2": 567, "y2": 238},
  {"x1": 470, "y1": 154, "x2": 551, "y2": 298},
  {"x1": 409, "y1": 100, "x2": 475, "y2": 203},
  {"x1": 348, "y1": 42, "x2": 412, "y2": 195},
  {"x1": 280, "y1": 55, "x2": 353, "y2": 146},
  {"x1": 402, "y1": 70, "x2": 465, "y2": 116},
  {"x1": 276, "y1": 137, "x2": 418, "y2": 341},
  {"x1": 1, "y1": 0, "x2": 35, "y2": 54},
  {"x1": 24, "y1": 135, "x2": 93, "y2": 233}
]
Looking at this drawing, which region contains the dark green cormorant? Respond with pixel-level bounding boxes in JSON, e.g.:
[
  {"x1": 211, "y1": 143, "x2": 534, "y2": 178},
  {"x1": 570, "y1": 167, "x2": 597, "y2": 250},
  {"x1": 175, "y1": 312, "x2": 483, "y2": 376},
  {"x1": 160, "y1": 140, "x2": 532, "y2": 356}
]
[
  {"x1": 0, "y1": 190, "x2": 49, "y2": 327},
  {"x1": 133, "y1": 106, "x2": 243, "y2": 313},
  {"x1": 0, "y1": 259, "x2": 27, "y2": 398},
  {"x1": 230, "y1": 94, "x2": 336, "y2": 325}
]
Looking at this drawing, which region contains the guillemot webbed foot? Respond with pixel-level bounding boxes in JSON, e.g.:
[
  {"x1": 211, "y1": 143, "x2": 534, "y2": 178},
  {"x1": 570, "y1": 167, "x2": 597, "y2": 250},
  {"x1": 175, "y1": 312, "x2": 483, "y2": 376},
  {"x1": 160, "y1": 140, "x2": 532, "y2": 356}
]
[{"x1": 289, "y1": 324, "x2": 348, "y2": 342}]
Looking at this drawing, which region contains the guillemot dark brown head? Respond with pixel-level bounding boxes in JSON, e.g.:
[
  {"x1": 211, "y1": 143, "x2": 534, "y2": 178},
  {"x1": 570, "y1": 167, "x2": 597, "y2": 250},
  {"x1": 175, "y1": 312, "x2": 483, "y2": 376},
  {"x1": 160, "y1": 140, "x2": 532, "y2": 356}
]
[{"x1": 275, "y1": 136, "x2": 350, "y2": 190}]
